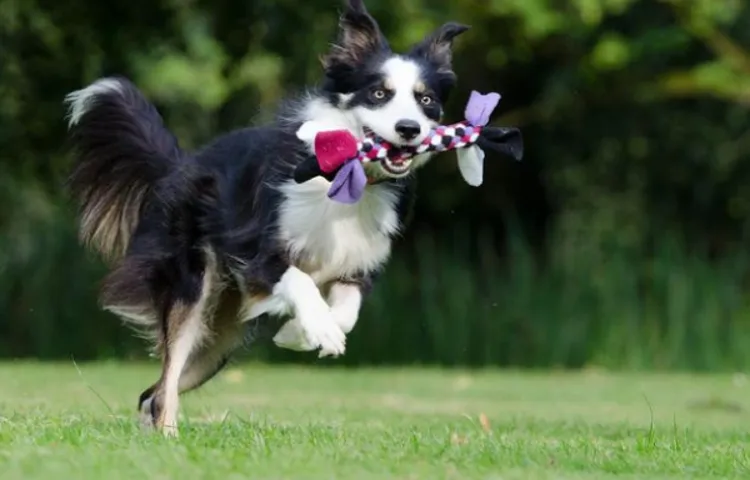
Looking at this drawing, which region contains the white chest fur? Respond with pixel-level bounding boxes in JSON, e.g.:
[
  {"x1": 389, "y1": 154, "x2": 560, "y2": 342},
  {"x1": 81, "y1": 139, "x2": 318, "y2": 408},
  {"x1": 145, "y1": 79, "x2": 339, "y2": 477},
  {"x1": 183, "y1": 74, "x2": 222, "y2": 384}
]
[{"x1": 277, "y1": 177, "x2": 400, "y2": 285}]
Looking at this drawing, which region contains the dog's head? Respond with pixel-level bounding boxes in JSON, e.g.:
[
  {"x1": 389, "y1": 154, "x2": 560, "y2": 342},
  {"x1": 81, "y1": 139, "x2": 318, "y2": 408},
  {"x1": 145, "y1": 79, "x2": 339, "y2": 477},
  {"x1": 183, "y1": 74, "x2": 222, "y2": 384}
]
[{"x1": 321, "y1": 0, "x2": 469, "y2": 178}]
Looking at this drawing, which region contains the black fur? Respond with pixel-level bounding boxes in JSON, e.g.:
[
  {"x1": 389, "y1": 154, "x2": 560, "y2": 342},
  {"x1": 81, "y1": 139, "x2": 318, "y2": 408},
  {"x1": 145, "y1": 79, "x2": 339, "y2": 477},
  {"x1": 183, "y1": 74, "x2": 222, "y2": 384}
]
[{"x1": 66, "y1": 77, "x2": 185, "y2": 263}]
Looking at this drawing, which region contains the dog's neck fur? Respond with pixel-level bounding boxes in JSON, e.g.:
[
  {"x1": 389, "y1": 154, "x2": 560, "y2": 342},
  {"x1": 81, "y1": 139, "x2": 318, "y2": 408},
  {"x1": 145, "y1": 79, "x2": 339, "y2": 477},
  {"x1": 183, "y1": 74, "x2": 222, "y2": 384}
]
[{"x1": 276, "y1": 93, "x2": 404, "y2": 286}]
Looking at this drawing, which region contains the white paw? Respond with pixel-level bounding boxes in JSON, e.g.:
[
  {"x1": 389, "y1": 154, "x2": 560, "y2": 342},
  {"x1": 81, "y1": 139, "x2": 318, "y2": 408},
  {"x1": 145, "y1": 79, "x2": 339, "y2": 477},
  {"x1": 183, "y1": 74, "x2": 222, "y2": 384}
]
[
  {"x1": 158, "y1": 408, "x2": 179, "y2": 438},
  {"x1": 161, "y1": 423, "x2": 179, "y2": 438},
  {"x1": 298, "y1": 302, "x2": 346, "y2": 358},
  {"x1": 273, "y1": 318, "x2": 317, "y2": 351}
]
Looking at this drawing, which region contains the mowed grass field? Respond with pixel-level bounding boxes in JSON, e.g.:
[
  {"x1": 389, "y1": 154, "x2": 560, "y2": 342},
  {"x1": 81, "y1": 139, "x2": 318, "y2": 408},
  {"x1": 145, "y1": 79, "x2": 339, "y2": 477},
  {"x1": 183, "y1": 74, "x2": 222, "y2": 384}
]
[{"x1": 0, "y1": 363, "x2": 749, "y2": 479}]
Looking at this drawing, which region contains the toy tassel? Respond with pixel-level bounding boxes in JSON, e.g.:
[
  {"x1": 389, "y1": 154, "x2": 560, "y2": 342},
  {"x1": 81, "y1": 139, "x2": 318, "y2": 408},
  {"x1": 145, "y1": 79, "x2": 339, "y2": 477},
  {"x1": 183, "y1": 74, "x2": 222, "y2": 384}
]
[{"x1": 455, "y1": 91, "x2": 500, "y2": 187}]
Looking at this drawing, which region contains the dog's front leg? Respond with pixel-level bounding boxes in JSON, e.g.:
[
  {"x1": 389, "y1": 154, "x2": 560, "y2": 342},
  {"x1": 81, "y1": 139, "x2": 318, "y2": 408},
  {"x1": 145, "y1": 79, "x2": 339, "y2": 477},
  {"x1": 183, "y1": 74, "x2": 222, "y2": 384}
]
[
  {"x1": 271, "y1": 267, "x2": 346, "y2": 357},
  {"x1": 274, "y1": 280, "x2": 367, "y2": 356},
  {"x1": 327, "y1": 282, "x2": 363, "y2": 335}
]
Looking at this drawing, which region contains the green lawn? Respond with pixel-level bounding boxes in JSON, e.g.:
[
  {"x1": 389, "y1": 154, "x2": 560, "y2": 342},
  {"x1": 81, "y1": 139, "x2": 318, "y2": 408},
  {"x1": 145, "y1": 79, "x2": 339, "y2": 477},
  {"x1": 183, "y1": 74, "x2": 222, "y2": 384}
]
[{"x1": 0, "y1": 362, "x2": 748, "y2": 479}]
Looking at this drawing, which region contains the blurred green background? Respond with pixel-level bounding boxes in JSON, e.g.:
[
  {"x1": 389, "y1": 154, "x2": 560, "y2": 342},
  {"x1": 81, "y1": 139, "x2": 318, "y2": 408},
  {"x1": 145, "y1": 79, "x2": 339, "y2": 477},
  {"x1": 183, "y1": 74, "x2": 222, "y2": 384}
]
[{"x1": 1, "y1": 0, "x2": 749, "y2": 370}]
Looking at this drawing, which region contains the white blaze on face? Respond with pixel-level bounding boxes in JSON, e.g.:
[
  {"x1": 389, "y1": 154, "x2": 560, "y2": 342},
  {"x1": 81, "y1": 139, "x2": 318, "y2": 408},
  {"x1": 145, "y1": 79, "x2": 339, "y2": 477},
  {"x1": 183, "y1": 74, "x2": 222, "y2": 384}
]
[{"x1": 353, "y1": 56, "x2": 435, "y2": 147}]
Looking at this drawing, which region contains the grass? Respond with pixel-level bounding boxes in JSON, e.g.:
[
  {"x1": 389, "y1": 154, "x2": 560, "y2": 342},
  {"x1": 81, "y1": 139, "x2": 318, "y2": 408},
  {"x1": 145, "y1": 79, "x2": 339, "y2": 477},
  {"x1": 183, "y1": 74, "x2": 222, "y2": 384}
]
[{"x1": 0, "y1": 363, "x2": 749, "y2": 479}]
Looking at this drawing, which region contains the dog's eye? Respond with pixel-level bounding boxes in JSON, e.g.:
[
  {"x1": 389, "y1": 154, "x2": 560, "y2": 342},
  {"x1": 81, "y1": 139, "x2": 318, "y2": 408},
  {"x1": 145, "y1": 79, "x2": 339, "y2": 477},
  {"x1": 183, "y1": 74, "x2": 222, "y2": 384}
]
[
  {"x1": 420, "y1": 95, "x2": 432, "y2": 106},
  {"x1": 373, "y1": 89, "x2": 386, "y2": 100}
]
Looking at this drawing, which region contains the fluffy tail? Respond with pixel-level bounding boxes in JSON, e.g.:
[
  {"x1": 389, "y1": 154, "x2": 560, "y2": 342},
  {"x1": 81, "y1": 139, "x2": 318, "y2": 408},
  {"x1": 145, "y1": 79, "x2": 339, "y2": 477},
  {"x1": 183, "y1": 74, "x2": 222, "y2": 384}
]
[{"x1": 65, "y1": 77, "x2": 183, "y2": 263}]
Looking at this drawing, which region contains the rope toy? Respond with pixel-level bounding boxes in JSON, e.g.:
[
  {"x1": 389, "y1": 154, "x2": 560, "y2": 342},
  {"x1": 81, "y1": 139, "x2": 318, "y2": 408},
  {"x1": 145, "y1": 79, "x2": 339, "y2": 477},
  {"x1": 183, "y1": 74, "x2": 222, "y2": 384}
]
[{"x1": 294, "y1": 91, "x2": 524, "y2": 203}]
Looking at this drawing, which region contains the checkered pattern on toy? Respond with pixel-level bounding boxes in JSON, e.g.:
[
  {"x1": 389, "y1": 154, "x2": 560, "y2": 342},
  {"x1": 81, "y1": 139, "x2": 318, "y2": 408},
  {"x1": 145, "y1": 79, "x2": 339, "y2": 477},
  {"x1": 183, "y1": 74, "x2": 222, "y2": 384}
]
[{"x1": 356, "y1": 121, "x2": 482, "y2": 163}]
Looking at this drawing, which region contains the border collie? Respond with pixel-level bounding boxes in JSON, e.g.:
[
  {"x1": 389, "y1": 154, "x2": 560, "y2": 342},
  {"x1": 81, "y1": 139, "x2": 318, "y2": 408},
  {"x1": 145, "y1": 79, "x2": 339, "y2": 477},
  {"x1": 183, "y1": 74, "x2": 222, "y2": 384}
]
[{"x1": 64, "y1": 0, "x2": 469, "y2": 435}]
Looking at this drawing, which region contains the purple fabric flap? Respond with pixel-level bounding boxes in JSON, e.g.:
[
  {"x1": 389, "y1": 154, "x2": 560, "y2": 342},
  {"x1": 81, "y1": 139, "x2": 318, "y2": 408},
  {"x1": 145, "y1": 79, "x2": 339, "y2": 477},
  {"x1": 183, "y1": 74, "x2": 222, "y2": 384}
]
[
  {"x1": 327, "y1": 159, "x2": 367, "y2": 204},
  {"x1": 464, "y1": 91, "x2": 501, "y2": 126}
]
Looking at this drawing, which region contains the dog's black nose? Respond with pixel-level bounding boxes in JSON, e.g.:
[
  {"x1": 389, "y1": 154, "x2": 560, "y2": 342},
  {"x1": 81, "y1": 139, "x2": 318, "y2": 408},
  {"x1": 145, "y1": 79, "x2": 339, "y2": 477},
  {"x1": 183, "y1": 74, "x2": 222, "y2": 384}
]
[{"x1": 395, "y1": 120, "x2": 421, "y2": 141}]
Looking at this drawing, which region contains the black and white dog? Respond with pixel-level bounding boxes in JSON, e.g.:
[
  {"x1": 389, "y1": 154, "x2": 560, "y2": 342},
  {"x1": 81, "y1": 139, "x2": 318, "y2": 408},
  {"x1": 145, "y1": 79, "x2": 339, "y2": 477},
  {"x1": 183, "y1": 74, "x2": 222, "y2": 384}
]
[{"x1": 65, "y1": 0, "x2": 469, "y2": 435}]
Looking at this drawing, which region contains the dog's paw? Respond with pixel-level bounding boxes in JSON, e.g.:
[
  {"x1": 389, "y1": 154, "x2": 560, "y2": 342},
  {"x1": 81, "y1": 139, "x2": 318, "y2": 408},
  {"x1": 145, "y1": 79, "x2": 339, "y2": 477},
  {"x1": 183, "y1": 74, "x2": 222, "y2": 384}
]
[
  {"x1": 298, "y1": 302, "x2": 346, "y2": 358},
  {"x1": 318, "y1": 342, "x2": 344, "y2": 358},
  {"x1": 160, "y1": 423, "x2": 179, "y2": 438},
  {"x1": 311, "y1": 322, "x2": 346, "y2": 358},
  {"x1": 273, "y1": 318, "x2": 317, "y2": 351}
]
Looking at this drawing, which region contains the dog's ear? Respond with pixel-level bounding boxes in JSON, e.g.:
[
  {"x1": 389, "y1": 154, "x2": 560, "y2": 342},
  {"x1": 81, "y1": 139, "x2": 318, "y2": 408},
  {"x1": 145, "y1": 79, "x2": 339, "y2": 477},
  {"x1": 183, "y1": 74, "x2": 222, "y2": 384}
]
[
  {"x1": 322, "y1": 0, "x2": 388, "y2": 69},
  {"x1": 410, "y1": 23, "x2": 470, "y2": 73}
]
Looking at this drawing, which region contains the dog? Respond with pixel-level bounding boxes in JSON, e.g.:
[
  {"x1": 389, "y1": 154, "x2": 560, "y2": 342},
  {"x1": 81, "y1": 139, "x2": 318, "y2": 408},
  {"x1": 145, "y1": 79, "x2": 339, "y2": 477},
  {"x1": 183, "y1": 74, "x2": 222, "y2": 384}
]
[{"x1": 64, "y1": 0, "x2": 469, "y2": 436}]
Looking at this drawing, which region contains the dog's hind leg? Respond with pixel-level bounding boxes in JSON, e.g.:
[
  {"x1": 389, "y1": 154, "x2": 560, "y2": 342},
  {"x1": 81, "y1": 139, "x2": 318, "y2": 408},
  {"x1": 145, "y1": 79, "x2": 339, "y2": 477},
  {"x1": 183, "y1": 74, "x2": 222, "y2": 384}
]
[
  {"x1": 143, "y1": 256, "x2": 220, "y2": 437},
  {"x1": 138, "y1": 323, "x2": 242, "y2": 429},
  {"x1": 138, "y1": 290, "x2": 259, "y2": 430},
  {"x1": 150, "y1": 301, "x2": 209, "y2": 436}
]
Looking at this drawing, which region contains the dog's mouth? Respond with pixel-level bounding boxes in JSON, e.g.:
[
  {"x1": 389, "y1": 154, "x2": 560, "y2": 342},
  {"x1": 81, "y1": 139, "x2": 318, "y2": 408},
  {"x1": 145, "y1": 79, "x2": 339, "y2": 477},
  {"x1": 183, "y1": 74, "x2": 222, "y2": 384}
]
[
  {"x1": 380, "y1": 157, "x2": 412, "y2": 176},
  {"x1": 362, "y1": 126, "x2": 413, "y2": 178},
  {"x1": 363, "y1": 156, "x2": 412, "y2": 179}
]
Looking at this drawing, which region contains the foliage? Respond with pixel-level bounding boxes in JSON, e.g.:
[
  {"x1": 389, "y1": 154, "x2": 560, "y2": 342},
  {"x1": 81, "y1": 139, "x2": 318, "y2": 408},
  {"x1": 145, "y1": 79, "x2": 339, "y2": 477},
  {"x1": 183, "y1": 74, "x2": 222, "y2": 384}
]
[{"x1": 1, "y1": 0, "x2": 750, "y2": 367}]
